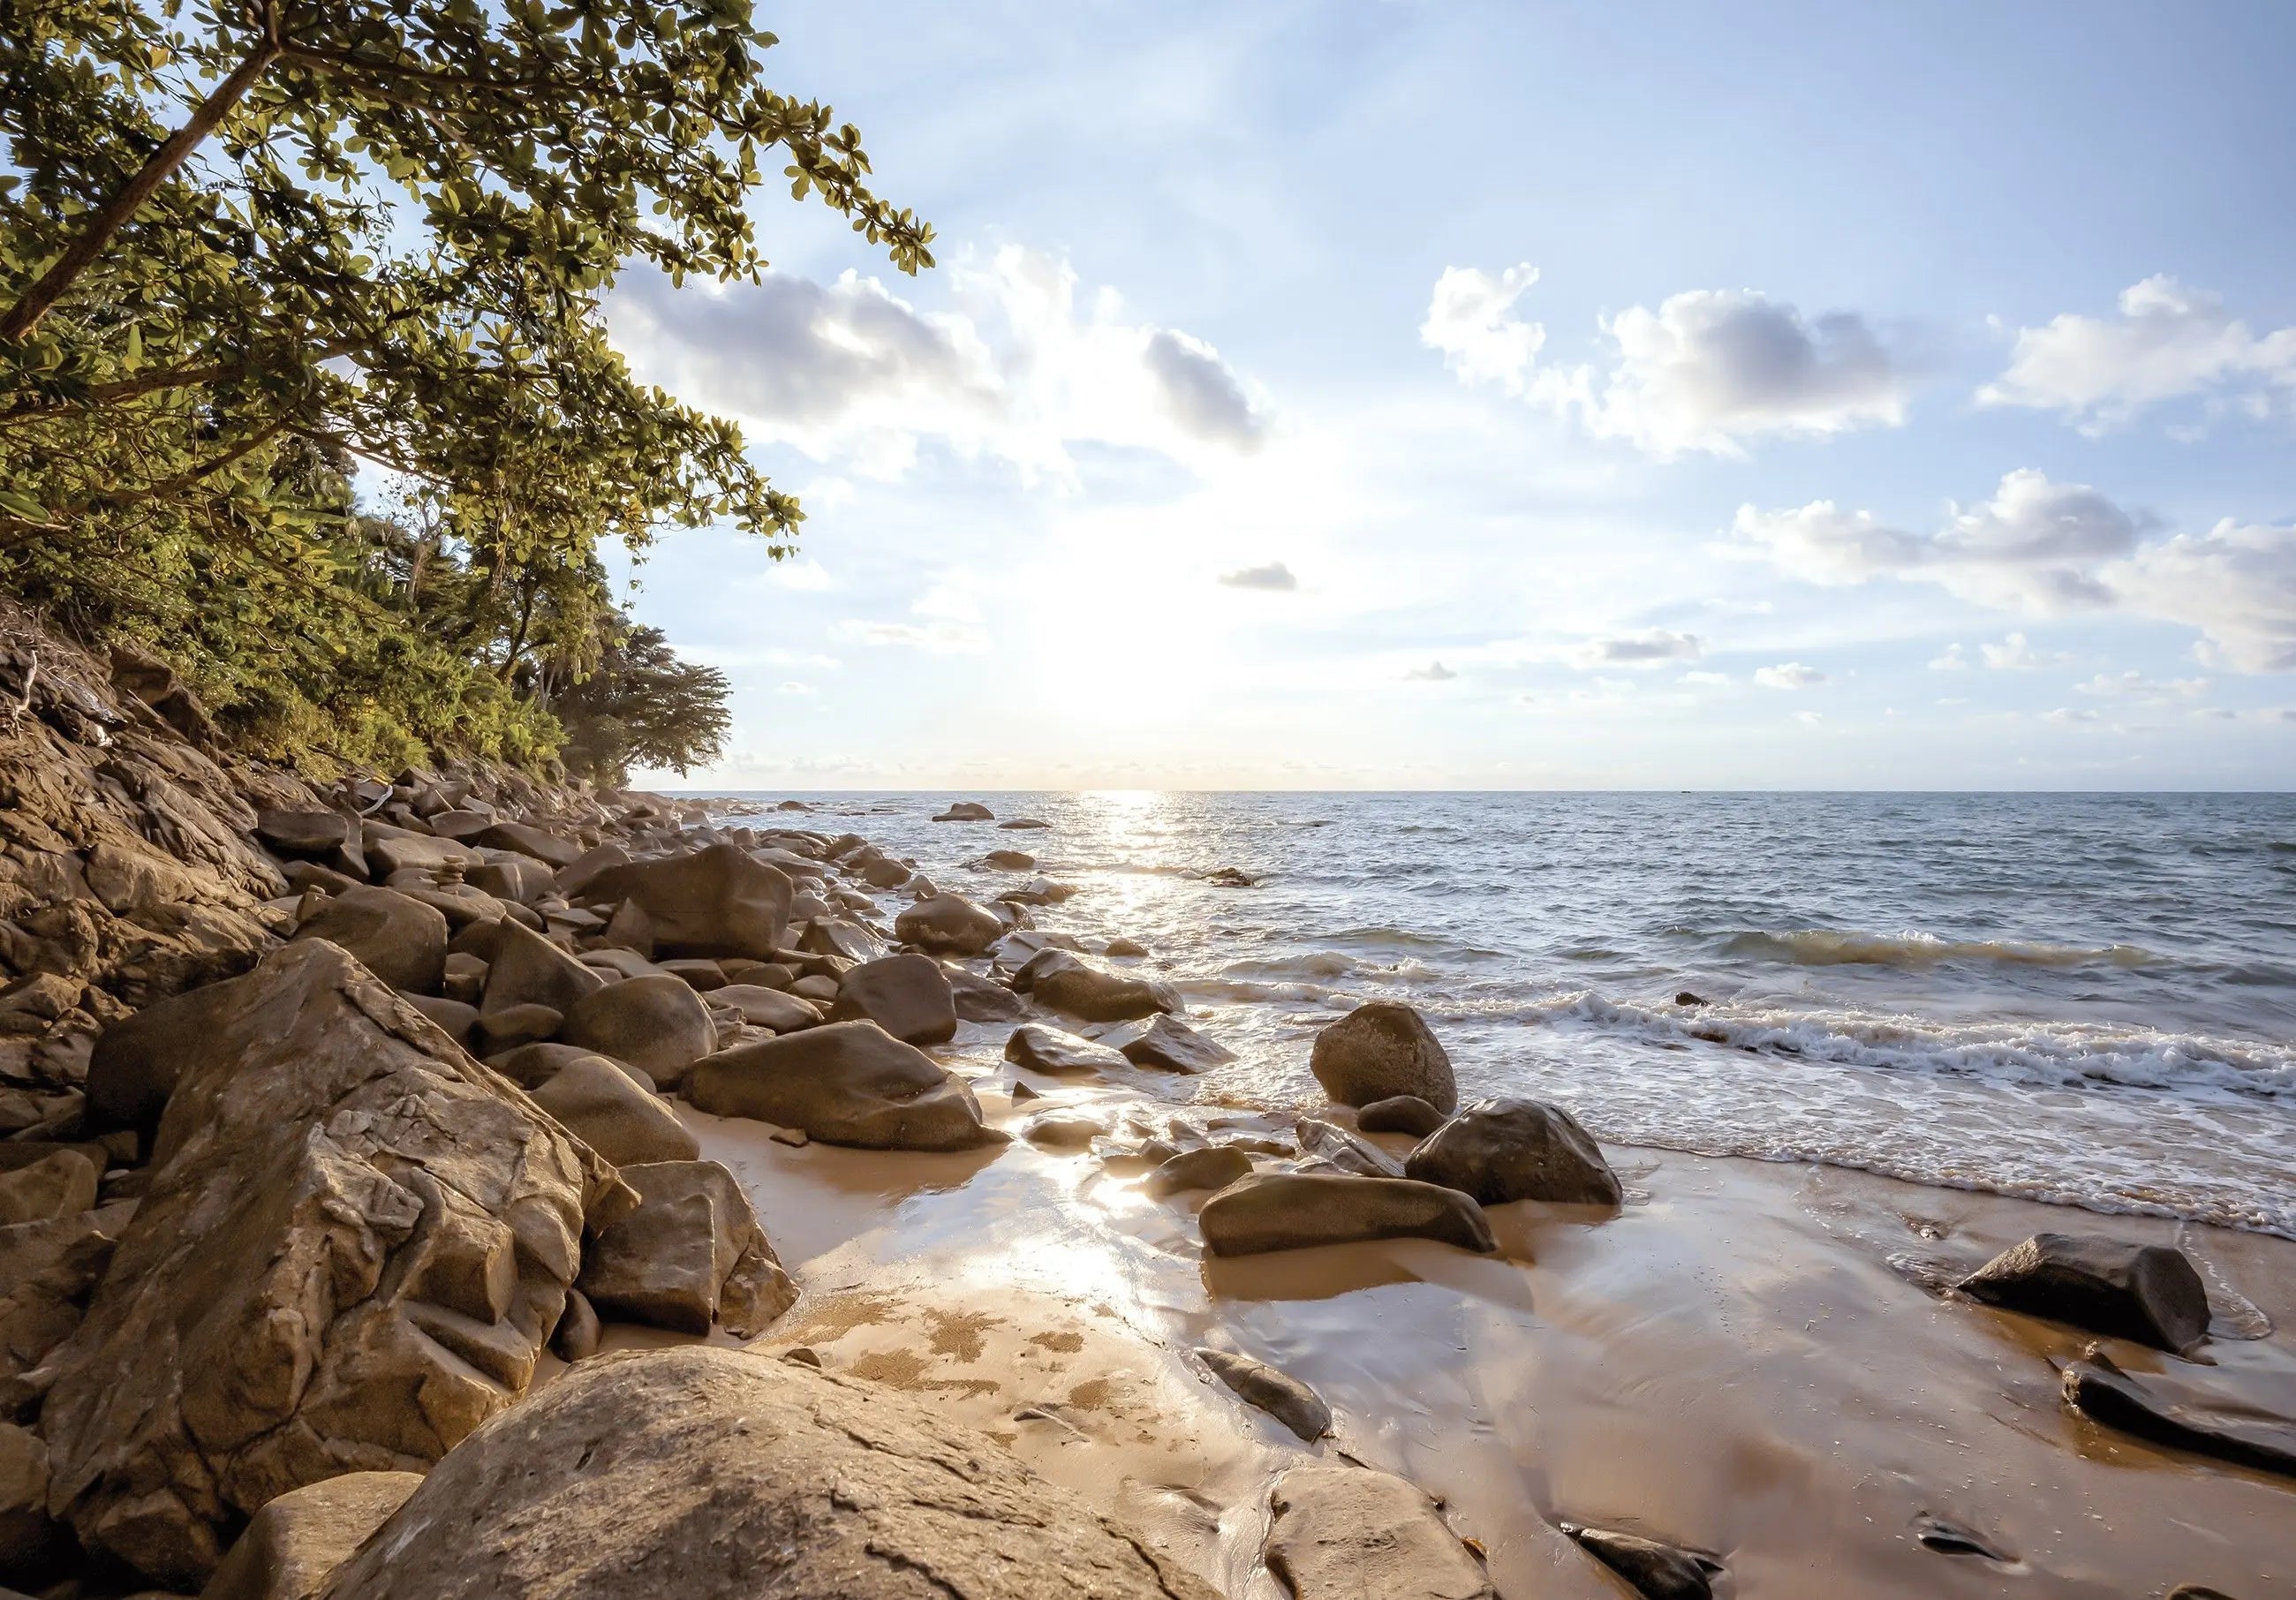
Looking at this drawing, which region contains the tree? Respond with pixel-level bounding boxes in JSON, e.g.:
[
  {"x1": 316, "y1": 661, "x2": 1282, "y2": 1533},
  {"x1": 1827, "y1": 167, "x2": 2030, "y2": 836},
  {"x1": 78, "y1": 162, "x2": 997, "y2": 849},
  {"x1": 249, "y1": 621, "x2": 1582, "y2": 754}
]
[
  {"x1": 551, "y1": 620, "x2": 731, "y2": 787},
  {"x1": 0, "y1": 0, "x2": 929, "y2": 766}
]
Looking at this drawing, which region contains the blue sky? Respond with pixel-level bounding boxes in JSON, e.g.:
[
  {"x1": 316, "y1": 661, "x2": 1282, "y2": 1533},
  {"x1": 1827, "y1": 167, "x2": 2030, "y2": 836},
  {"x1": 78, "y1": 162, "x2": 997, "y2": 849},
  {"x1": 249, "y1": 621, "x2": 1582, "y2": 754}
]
[{"x1": 603, "y1": 0, "x2": 2296, "y2": 789}]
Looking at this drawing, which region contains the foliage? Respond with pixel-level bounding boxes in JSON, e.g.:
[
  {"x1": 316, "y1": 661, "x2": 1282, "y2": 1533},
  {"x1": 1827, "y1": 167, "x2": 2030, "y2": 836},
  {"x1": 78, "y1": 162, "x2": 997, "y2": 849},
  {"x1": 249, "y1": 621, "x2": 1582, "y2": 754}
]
[
  {"x1": 550, "y1": 619, "x2": 731, "y2": 787},
  {"x1": 0, "y1": 0, "x2": 930, "y2": 768}
]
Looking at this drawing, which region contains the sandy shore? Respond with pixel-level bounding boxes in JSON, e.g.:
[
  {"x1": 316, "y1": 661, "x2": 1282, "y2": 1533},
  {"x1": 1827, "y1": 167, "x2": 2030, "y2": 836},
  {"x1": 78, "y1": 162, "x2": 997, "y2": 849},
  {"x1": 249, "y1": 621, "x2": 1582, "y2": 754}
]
[{"x1": 630, "y1": 1049, "x2": 2296, "y2": 1599}]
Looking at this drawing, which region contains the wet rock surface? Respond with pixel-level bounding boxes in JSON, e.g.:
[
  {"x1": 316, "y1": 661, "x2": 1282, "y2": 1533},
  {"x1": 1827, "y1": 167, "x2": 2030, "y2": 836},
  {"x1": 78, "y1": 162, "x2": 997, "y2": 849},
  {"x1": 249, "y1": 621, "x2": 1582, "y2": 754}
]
[
  {"x1": 1310, "y1": 1001, "x2": 1457, "y2": 1113},
  {"x1": 685, "y1": 1021, "x2": 1003, "y2": 1151},
  {"x1": 1404, "y1": 1098, "x2": 1623, "y2": 1207},
  {"x1": 1199, "y1": 1172, "x2": 1497, "y2": 1257},
  {"x1": 1959, "y1": 1233, "x2": 2211, "y2": 1351},
  {"x1": 1264, "y1": 1463, "x2": 1496, "y2": 1599}
]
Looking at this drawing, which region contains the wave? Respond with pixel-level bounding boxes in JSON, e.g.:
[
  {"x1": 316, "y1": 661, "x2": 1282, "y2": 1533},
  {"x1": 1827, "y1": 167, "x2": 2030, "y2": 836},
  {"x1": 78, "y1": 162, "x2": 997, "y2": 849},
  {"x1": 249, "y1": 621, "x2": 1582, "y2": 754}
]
[
  {"x1": 1513, "y1": 990, "x2": 2296, "y2": 1101},
  {"x1": 1722, "y1": 927, "x2": 2160, "y2": 971}
]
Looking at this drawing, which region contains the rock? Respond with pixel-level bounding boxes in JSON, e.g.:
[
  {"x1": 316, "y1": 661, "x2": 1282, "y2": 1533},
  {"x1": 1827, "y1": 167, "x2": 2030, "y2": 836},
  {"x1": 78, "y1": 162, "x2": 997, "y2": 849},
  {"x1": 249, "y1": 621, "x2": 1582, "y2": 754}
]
[
  {"x1": 1023, "y1": 1112, "x2": 1105, "y2": 1151},
  {"x1": 401, "y1": 993, "x2": 477, "y2": 1046},
  {"x1": 557, "y1": 974, "x2": 715, "y2": 1090},
  {"x1": 1032, "y1": 957, "x2": 1180, "y2": 1024},
  {"x1": 480, "y1": 1042, "x2": 607, "y2": 1092},
  {"x1": 1358, "y1": 1094, "x2": 1447, "y2": 1137},
  {"x1": 577, "y1": 1161, "x2": 795, "y2": 1338},
  {"x1": 0, "y1": 1421, "x2": 66, "y2": 1579},
  {"x1": 200, "y1": 1471, "x2": 424, "y2": 1600},
  {"x1": 530, "y1": 1056, "x2": 699, "y2": 1167},
  {"x1": 37, "y1": 941, "x2": 629, "y2": 1587},
  {"x1": 1959, "y1": 1234, "x2": 2210, "y2": 1352},
  {"x1": 290, "y1": 887, "x2": 448, "y2": 995},
  {"x1": 1674, "y1": 991, "x2": 1708, "y2": 1008},
  {"x1": 1197, "y1": 1348, "x2": 1330, "y2": 1441},
  {"x1": 427, "y1": 809, "x2": 495, "y2": 842},
  {"x1": 827, "y1": 953, "x2": 957, "y2": 1047},
  {"x1": 1264, "y1": 1463, "x2": 1493, "y2": 1600},
  {"x1": 947, "y1": 964, "x2": 1027, "y2": 1023},
  {"x1": 1560, "y1": 1525, "x2": 1723, "y2": 1600},
  {"x1": 551, "y1": 842, "x2": 630, "y2": 900},
  {"x1": 548, "y1": 1288, "x2": 600, "y2": 1362},
  {"x1": 586, "y1": 843, "x2": 794, "y2": 961},
  {"x1": 1101, "y1": 1013, "x2": 1234, "y2": 1073},
  {"x1": 254, "y1": 811, "x2": 366, "y2": 879},
  {"x1": 1310, "y1": 1001, "x2": 1456, "y2": 1113},
  {"x1": 685, "y1": 1023, "x2": 1004, "y2": 1153},
  {"x1": 283, "y1": 860, "x2": 364, "y2": 898},
  {"x1": 0, "y1": 1148, "x2": 99, "y2": 1226},
  {"x1": 999, "y1": 817, "x2": 1050, "y2": 829},
  {"x1": 799, "y1": 917, "x2": 890, "y2": 966},
  {"x1": 1204, "y1": 866, "x2": 1255, "y2": 887},
  {"x1": 1004, "y1": 1023, "x2": 1130, "y2": 1075},
  {"x1": 473, "y1": 1002, "x2": 562, "y2": 1052},
  {"x1": 468, "y1": 857, "x2": 551, "y2": 905},
  {"x1": 660, "y1": 956, "x2": 729, "y2": 991},
  {"x1": 2061, "y1": 1349, "x2": 2296, "y2": 1477},
  {"x1": 110, "y1": 641, "x2": 216, "y2": 743},
  {"x1": 479, "y1": 918, "x2": 606, "y2": 1018},
  {"x1": 1403, "y1": 1098, "x2": 1621, "y2": 1206},
  {"x1": 710, "y1": 983, "x2": 823, "y2": 1035},
  {"x1": 894, "y1": 893, "x2": 1006, "y2": 957},
  {"x1": 857, "y1": 856, "x2": 913, "y2": 889},
  {"x1": 441, "y1": 951, "x2": 487, "y2": 1003},
  {"x1": 0, "y1": 1207, "x2": 119, "y2": 1392},
  {"x1": 790, "y1": 972, "x2": 839, "y2": 1004},
  {"x1": 1105, "y1": 936, "x2": 1150, "y2": 958},
  {"x1": 1146, "y1": 1145, "x2": 1255, "y2": 1197},
  {"x1": 1296, "y1": 1117, "x2": 1405, "y2": 1178},
  {"x1": 1199, "y1": 1173, "x2": 1496, "y2": 1258},
  {"x1": 932, "y1": 801, "x2": 995, "y2": 821},
  {"x1": 982, "y1": 849, "x2": 1036, "y2": 871},
  {"x1": 361, "y1": 828, "x2": 480, "y2": 879},
  {"x1": 310, "y1": 1345, "x2": 1216, "y2": 1600},
  {"x1": 472, "y1": 821, "x2": 583, "y2": 870}
]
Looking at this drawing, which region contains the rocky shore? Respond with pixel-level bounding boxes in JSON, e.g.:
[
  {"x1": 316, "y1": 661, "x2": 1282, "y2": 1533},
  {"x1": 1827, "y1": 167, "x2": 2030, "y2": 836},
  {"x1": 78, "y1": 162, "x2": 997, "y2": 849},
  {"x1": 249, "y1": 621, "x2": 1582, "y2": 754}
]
[{"x1": 1, "y1": 611, "x2": 2292, "y2": 1598}]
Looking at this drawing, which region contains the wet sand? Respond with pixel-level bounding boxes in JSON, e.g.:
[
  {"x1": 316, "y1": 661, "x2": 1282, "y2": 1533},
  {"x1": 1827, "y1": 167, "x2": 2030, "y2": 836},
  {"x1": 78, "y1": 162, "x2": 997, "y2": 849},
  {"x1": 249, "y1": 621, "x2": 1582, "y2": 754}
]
[{"x1": 645, "y1": 1059, "x2": 2296, "y2": 1600}]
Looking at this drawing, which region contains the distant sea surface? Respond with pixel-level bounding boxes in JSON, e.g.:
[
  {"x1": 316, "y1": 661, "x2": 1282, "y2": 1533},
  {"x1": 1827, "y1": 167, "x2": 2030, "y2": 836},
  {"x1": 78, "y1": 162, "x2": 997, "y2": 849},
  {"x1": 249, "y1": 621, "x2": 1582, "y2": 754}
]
[{"x1": 692, "y1": 791, "x2": 2296, "y2": 1238}]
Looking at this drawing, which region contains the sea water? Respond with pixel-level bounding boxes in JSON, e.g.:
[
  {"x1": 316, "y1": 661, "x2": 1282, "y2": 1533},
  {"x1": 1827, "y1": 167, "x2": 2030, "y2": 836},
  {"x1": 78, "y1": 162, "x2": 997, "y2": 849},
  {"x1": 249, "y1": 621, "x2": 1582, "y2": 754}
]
[{"x1": 697, "y1": 791, "x2": 2296, "y2": 1236}]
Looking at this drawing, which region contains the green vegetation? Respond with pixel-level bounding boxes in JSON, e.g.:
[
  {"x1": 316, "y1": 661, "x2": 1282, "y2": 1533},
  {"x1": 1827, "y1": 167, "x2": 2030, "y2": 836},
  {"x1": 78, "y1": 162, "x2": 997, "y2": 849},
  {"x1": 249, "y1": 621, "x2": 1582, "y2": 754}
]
[{"x1": 0, "y1": 0, "x2": 929, "y2": 773}]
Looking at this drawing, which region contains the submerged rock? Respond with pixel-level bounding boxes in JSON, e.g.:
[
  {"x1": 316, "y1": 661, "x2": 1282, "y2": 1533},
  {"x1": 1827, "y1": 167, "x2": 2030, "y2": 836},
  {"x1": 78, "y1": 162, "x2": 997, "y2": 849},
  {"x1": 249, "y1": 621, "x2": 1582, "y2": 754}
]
[
  {"x1": 947, "y1": 964, "x2": 1027, "y2": 1023},
  {"x1": 1295, "y1": 1117, "x2": 1405, "y2": 1178},
  {"x1": 831, "y1": 952, "x2": 958, "y2": 1045},
  {"x1": 1264, "y1": 1463, "x2": 1494, "y2": 1599},
  {"x1": 2062, "y1": 1348, "x2": 2296, "y2": 1478},
  {"x1": 309, "y1": 1346, "x2": 1218, "y2": 1600},
  {"x1": 1310, "y1": 1001, "x2": 1457, "y2": 1113},
  {"x1": 1197, "y1": 1347, "x2": 1330, "y2": 1441},
  {"x1": 1560, "y1": 1524, "x2": 1723, "y2": 1600},
  {"x1": 1958, "y1": 1233, "x2": 2210, "y2": 1351},
  {"x1": 1404, "y1": 1098, "x2": 1622, "y2": 1207},
  {"x1": 1199, "y1": 1172, "x2": 1496, "y2": 1257},
  {"x1": 684, "y1": 1021, "x2": 1003, "y2": 1151}
]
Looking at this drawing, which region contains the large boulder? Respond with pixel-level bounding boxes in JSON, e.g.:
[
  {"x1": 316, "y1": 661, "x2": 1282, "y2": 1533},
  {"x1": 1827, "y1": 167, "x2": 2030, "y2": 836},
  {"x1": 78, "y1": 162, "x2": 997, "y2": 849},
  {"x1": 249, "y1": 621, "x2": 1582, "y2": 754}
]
[
  {"x1": 894, "y1": 892, "x2": 1005, "y2": 957},
  {"x1": 1403, "y1": 1098, "x2": 1621, "y2": 1206},
  {"x1": 576, "y1": 1160, "x2": 795, "y2": 1338},
  {"x1": 586, "y1": 843, "x2": 793, "y2": 962},
  {"x1": 0, "y1": 1421, "x2": 66, "y2": 1581},
  {"x1": 0, "y1": 1148, "x2": 98, "y2": 1226},
  {"x1": 830, "y1": 953, "x2": 957, "y2": 1046},
  {"x1": 1031, "y1": 955, "x2": 1181, "y2": 1024},
  {"x1": 684, "y1": 1022, "x2": 1003, "y2": 1152},
  {"x1": 290, "y1": 887, "x2": 449, "y2": 996},
  {"x1": 312, "y1": 1345, "x2": 1217, "y2": 1600},
  {"x1": 1264, "y1": 1464, "x2": 1495, "y2": 1600},
  {"x1": 1198, "y1": 1173, "x2": 1495, "y2": 1257},
  {"x1": 472, "y1": 821, "x2": 583, "y2": 870},
  {"x1": 0, "y1": 1206, "x2": 120, "y2": 1392},
  {"x1": 200, "y1": 1471, "x2": 424, "y2": 1600},
  {"x1": 1310, "y1": 1002, "x2": 1456, "y2": 1113},
  {"x1": 556, "y1": 974, "x2": 715, "y2": 1089},
  {"x1": 947, "y1": 965, "x2": 1026, "y2": 1023},
  {"x1": 254, "y1": 811, "x2": 366, "y2": 880},
  {"x1": 710, "y1": 984, "x2": 822, "y2": 1034},
  {"x1": 1004, "y1": 1023, "x2": 1129, "y2": 1076},
  {"x1": 479, "y1": 918, "x2": 607, "y2": 1019},
  {"x1": 529, "y1": 1055, "x2": 699, "y2": 1167},
  {"x1": 1359, "y1": 1094, "x2": 1446, "y2": 1137},
  {"x1": 1959, "y1": 1233, "x2": 2210, "y2": 1351},
  {"x1": 36, "y1": 940, "x2": 630, "y2": 1587}
]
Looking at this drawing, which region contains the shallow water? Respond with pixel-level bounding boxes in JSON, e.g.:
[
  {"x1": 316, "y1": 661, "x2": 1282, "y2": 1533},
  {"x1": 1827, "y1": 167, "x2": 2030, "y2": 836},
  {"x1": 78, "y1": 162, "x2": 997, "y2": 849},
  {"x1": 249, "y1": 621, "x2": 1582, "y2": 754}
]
[{"x1": 697, "y1": 791, "x2": 2296, "y2": 1236}]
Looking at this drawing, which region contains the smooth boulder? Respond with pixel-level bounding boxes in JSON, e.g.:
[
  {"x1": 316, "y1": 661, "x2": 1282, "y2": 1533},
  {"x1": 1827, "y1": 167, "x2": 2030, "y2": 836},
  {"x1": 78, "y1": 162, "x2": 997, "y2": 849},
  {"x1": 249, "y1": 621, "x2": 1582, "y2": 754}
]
[
  {"x1": 1959, "y1": 1233, "x2": 2210, "y2": 1351},
  {"x1": 1404, "y1": 1098, "x2": 1622, "y2": 1206},
  {"x1": 1145, "y1": 1145, "x2": 1254, "y2": 1197},
  {"x1": 894, "y1": 892, "x2": 1006, "y2": 957},
  {"x1": 2061, "y1": 1349, "x2": 2296, "y2": 1478},
  {"x1": 932, "y1": 801, "x2": 995, "y2": 821},
  {"x1": 310, "y1": 1346, "x2": 1217, "y2": 1600},
  {"x1": 1358, "y1": 1094, "x2": 1446, "y2": 1137},
  {"x1": 684, "y1": 1022, "x2": 1003, "y2": 1151},
  {"x1": 586, "y1": 842, "x2": 794, "y2": 962},
  {"x1": 254, "y1": 811, "x2": 366, "y2": 879},
  {"x1": 291, "y1": 887, "x2": 449, "y2": 995},
  {"x1": 948, "y1": 965, "x2": 1027, "y2": 1023},
  {"x1": 557, "y1": 973, "x2": 715, "y2": 1089},
  {"x1": 529, "y1": 1055, "x2": 699, "y2": 1167},
  {"x1": 1197, "y1": 1348, "x2": 1329, "y2": 1441},
  {"x1": 200, "y1": 1471, "x2": 423, "y2": 1600},
  {"x1": 473, "y1": 821, "x2": 583, "y2": 870},
  {"x1": 1310, "y1": 1001, "x2": 1457, "y2": 1113},
  {"x1": 479, "y1": 917, "x2": 606, "y2": 1019},
  {"x1": 1199, "y1": 1172, "x2": 1495, "y2": 1258},
  {"x1": 1102, "y1": 1013, "x2": 1233, "y2": 1073},
  {"x1": 1004, "y1": 1023, "x2": 1130, "y2": 1076},
  {"x1": 1264, "y1": 1464, "x2": 1495, "y2": 1600},
  {"x1": 577, "y1": 1161, "x2": 795, "y2": 1338},
  {"x1": 830, "y1": 953, "x2": 958, "y2": 1046},
  {"x1": 1031, "y1": 955, "x2": 1180, "y2": 1023},
  {"x1": 37, "y1": 941, "x2": 627, "y2": 1587},
  {"x1": 711, "y1": 983, "x2": 822, "y2": 1034}
]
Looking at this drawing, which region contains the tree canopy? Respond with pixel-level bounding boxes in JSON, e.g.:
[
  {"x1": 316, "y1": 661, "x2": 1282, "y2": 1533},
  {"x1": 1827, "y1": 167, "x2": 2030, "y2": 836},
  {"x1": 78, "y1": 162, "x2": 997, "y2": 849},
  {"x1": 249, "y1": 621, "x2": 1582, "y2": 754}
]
[{"x1": 0, "y1": 0, "x2": 928, "y2": 770}]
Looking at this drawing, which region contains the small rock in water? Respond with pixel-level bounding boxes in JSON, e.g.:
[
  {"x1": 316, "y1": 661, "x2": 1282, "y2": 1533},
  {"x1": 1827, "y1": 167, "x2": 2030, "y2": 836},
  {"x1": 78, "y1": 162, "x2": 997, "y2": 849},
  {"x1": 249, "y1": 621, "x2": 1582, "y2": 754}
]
[
  {"x1": 1101, "y1": 1013, "x2": 1235, "y2": 1073},
  {"x1": 1023, "y1": 1113, "x2": 1105, "y2": 1150},
  {"x1": 1560, "y1": 1523, "x2": 1724, "y2": 1600},
  {"x1": 1912, "y1": 1513, "x2": 2015, "y2": 1562},
  {"x1": 1674, "y1": 991, "x2": 1709, "y2": 1008},
  {"x1": 1105, "y1": 936, "x2": 1150, "y2": 958},
  {"x1": 998, "y1": 817, "x2": 1051, "y2": 829},
  {"x1": 1005, "y1": 1023, "x2": 1130, "y2": 1075},
  {"x1": 1008, "y1": 1081, "x2": 1042, "y2": 1103},
  {"x1": 932, "y1": 801, "x2": 995, "y2": 822},
  {"x1": 550, "y1": 1288, "x2": 601, "y2": 1362},
  {"x1": 1197, "y1": 1347, "x2": 1330, "y2": 1440},
  {"x1": 1145, "y1": 1145, "x2": 1253, "y2": 1197},
  {"x1": 1203, "y1": 865, "x2": 1256, "y2": 887},
  {"x1": 1957, "y1": 1232, "x2": 2209, "y2": 1351},
  {"x1": 1295, "y1": 1117, "x2": 1404, "y2": 1177},
  {"x1": 2061, "y1": 1347, "x2": 2296, "y2": 1478},
  {"x1": 768, "y1": 1126, "x2": 809, "y2": 1147}
]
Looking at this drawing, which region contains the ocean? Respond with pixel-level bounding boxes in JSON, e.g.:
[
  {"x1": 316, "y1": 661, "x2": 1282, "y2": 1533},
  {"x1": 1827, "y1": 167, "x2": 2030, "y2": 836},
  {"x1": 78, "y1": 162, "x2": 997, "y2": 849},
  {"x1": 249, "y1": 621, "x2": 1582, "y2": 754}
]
[{"x1": 694, "y1": 791, "x2": 2296, "y2": 1238}]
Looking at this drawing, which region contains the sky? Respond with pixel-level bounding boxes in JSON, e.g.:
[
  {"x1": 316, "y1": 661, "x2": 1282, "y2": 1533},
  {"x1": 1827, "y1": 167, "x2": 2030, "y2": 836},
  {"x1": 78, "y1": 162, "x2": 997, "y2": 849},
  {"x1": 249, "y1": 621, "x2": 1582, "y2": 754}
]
[{"x1": 602, "y1": 0, "x2": 2296, "y2": 790}]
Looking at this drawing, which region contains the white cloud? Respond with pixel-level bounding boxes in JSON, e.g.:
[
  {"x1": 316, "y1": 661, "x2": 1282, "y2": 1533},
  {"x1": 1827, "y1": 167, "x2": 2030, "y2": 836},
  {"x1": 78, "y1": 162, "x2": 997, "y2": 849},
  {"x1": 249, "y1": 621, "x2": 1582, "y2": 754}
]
[
  {"x1": 1740, "y1": 472, "x2": 2296, "y2": 673},
  {"x1": 1219, "y1": 560, "x2": 1297, "y2": 591},
  {"x1": 2043, "y1": 707, "x2": 2102, "y2": 725},
  {"x1": 2074, "y1": 671, "x2": 2209, "y2": 701},
  {"x1": 1755, "y1": 662, "x2": 1826, "y2": 689},
  {"x1": 1566, "y1": 628, "x2": 1703, "y2": 669},
  {"x1": 1928, "y1": 644, "x2": 1968, "y2": 670},
  {"x1": 1979, "y1": 276, "x2": 2296, "y2": 432},
  {"x1": 762, "y1": 559, "x2": 835, "y2": 592},
  {"x1": 1404, "y1": 661, "x2": 1459, "y2": 682},
  {"x1": 1680, "y1": 669, "x2": 1731, "y2": 686},
  {"x1": 774, "y1": 681, "x2": 816, "y2": 696},
  {"x1": 1424, "y1": 268, "x2": 1915, "y2": 457},
  {"x1": 1978, "y1": 632, "x2": 2068, "y2": 670},
  {"x1": 1795, "y1": 710, "x2": 1824, "y2": 726},
  {"x1": 609, "y1": 245, "x2": 1269, "y2": 483},
  {"x1": 836, "y1": 577, "x2": 992, "y2": 655}
]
